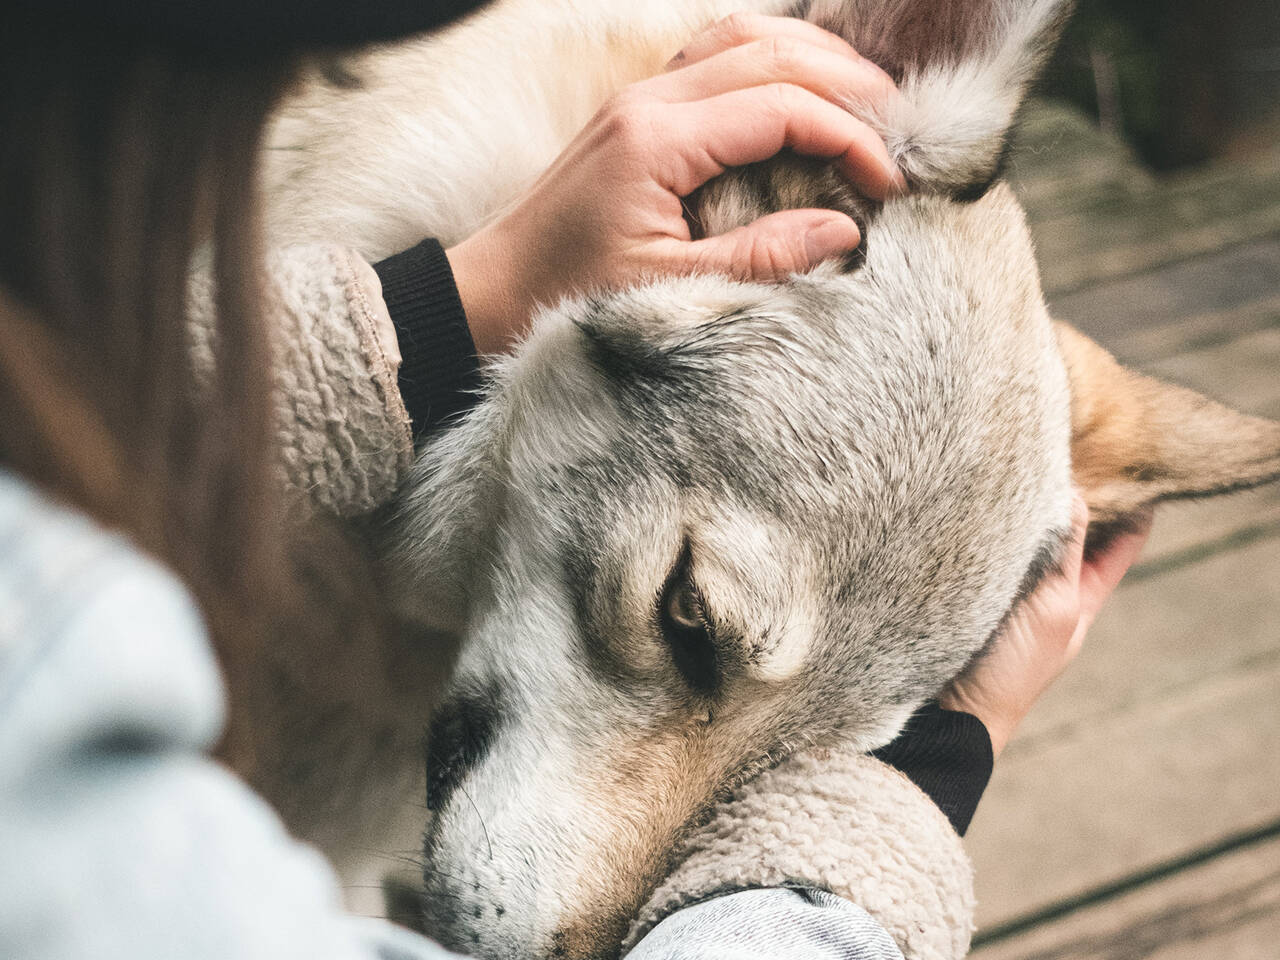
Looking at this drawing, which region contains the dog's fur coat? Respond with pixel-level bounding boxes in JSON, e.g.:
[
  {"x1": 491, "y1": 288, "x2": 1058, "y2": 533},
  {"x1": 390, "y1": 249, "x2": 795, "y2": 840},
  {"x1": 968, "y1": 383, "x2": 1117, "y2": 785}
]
[{"x1": 259, "y1": 1, "x2": 1280, "y2": 957}]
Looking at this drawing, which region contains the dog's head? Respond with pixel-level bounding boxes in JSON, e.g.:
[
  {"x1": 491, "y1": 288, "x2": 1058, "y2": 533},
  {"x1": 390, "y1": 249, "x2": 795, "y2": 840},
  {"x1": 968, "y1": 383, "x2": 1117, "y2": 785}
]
[{"x1": 391, "y1": 1, "x2": 1280, "y2": 956}]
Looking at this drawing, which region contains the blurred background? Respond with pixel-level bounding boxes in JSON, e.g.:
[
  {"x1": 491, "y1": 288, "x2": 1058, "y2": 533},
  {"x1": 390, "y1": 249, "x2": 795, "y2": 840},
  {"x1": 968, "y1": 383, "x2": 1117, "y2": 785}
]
[{"x1": 964, "y1": 2, "x2": 1280, "y2": 957}]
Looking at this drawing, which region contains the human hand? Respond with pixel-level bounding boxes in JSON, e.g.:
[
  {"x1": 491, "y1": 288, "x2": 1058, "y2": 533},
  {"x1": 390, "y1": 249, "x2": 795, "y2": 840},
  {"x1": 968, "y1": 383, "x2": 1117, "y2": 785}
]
[
  {"x1": 939, "y1": 495, "x2": 1153, "y2": 758},
  {"x1": 446, "y1": 12, "x2": 902, "y2": 354}
]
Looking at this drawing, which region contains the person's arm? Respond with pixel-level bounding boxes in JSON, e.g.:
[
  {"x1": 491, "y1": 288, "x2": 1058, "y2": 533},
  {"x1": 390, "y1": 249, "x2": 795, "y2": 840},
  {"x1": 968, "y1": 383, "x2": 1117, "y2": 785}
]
[
  {"x1": 626, "y1": 744, "x2": 974, "y2": 960},
  {"x1": 376, "y1": 12, "x2": 902, "y2": 413},
  {"x1": 630, "y1": 889, "x2": 906, "y2": 960},
  {"x1": 876, "y1": 497, "x2": 1153, "y2": 840},
  {"x1": 187, "y1": 244, "x2": 416, "y2": 517},
  {"x1": 0, "y1": 473, "x2": 459, "y2": 960}
]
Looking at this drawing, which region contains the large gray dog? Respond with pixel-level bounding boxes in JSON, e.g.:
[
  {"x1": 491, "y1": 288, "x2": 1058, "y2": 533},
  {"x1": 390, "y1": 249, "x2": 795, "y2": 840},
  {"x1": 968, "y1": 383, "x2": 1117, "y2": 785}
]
[{"x1": 259, "y1": 0, "x2": 1280, "y2": 957}]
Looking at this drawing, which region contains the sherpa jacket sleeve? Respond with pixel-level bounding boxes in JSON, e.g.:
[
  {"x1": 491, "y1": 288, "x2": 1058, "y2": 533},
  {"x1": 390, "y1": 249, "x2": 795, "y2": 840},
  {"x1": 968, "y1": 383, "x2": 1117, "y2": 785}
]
[
  {"x1": 625, "y1": 745, "x2": 977, "y2": 960},
  {"x1": 186, "y1": 240, "x2": 481, "y2": 518}
]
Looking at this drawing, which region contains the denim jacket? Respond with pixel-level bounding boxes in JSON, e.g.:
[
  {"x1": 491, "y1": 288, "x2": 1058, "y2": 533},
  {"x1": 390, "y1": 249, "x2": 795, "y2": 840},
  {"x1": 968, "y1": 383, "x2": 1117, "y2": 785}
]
[{"x1": 0, "y1": 469, "x2": 903, "y2": 960}]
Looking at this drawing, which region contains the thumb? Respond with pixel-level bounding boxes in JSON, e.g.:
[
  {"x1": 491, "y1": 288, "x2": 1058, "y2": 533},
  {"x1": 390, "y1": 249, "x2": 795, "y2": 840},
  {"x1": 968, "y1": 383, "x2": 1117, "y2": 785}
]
[{"x1": 682, "y1": 210, "x2": 862, "y2": 282}]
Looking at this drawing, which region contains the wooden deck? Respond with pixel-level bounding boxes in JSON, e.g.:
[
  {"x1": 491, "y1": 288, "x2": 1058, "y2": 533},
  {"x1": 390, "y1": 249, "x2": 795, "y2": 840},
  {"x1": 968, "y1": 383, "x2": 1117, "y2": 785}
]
[{"x1": 965, "y1": 102, "x2": 1280, "y2": 959}]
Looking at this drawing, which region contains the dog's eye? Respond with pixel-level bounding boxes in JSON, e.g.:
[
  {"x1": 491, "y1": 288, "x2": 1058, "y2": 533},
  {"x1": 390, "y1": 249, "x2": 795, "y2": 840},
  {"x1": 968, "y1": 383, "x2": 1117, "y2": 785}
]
[
  {"x1": 664, "y1": 579, "x2": 704, "y2": 631},
  {"x1": 659, "y1": 548, "x2": 718, "y2": 693}
]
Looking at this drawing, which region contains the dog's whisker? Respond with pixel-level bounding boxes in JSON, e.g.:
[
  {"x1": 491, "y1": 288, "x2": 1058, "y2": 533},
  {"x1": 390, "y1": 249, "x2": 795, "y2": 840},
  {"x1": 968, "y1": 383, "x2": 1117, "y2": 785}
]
[
  {"x1": 422, "y1": 865, "x2": 475, "y2": 889},
  {"x1": 458, "y1": 784, "x2": 494, "y2": 862}
]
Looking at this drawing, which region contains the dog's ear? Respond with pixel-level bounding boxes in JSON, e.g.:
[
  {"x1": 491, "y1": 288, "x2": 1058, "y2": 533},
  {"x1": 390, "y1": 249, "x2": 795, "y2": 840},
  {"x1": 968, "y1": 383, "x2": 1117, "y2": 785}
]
[
  {"x1": 804, "y1": 0, "x2": 1073, "y2": 198},
  {"x1": 1056, "y1": 322, "x2": 1280, "y2": 535}
]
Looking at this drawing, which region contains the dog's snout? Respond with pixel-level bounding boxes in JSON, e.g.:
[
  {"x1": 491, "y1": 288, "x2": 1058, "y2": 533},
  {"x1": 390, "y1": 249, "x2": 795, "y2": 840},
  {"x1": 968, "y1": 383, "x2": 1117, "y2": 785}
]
[{"x1": 426, "y1": 681, "x2": 505, "y2": 812}]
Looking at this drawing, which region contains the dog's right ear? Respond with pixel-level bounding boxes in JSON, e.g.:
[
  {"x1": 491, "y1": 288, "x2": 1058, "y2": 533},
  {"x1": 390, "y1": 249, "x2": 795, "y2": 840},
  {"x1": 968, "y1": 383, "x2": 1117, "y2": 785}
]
[
  {"x1": 1056, "y1": 322, "x2": 1280, "y2": 536},
  {"x1": 804, "y1": 0, "x2": 1073, "y2": 197}
]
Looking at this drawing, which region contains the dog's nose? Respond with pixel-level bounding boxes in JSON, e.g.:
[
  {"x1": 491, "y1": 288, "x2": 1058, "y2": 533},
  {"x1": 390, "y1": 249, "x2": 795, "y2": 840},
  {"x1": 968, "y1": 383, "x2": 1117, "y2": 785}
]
[{"x1": 425, "y1": 680, "x2": 505, "y2": 812}]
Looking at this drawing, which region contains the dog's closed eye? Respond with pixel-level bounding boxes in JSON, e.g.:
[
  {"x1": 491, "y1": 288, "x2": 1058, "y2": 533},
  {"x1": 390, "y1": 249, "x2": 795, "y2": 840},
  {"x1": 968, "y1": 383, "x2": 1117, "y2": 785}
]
[
  {"x1": 658, "y1": 542, "x2": 718, "y2": 694},
  {"x1": 664, "y1": 578, "x2": 703, "y2": 631}
]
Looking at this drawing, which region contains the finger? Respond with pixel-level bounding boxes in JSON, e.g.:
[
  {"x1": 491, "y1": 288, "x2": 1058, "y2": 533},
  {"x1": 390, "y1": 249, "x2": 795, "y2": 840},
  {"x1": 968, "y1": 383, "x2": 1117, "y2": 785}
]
[
  {"x1": 1057, "y1": 492, "x2": 1089, "y2": 589},
  {"x1": 664, "y1": 209, "x2": 861, "y2": 281},
  {"x1": 1052, "y1": 494, "x2": 1090, "y2": 660},
  {"x1": 667, "y1": 12, "x2": 866, "y2": 70},
  {"x1": 646, "y1": 36, "x2": 896, "y2": 109},
  {"x1": 666, "y1": 84, "x2": 904, "y2": 199},
  {"x1": 1078, "y1": 509, "x2": 1153, "y2": 622}
]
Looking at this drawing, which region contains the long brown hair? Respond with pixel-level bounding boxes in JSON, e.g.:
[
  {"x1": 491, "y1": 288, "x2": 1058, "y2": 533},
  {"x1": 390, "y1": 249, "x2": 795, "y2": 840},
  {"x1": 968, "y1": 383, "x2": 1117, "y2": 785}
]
[{"x1": 0, "y1": 34, "x2": 392, "y2": 774}]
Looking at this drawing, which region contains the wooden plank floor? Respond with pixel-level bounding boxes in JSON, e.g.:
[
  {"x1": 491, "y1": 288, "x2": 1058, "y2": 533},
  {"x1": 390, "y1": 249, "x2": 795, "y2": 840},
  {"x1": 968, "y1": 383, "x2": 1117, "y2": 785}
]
[{"x1": 965, "y1": 101, "x2": 1280, "y2": 958}]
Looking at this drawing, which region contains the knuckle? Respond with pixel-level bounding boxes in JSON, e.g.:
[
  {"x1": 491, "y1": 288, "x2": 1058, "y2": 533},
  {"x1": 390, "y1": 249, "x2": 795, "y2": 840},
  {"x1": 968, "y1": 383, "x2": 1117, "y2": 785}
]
[
  {"x1": 746, "y1": 232, "x2": 798, "y2": 280},
  {"x1": 608, "y1": 86, "x2": 641, "y2": 109},
  {"x1": 768, "y1": 245, "x2": 794, "y2": 279},
  {"x1": 722, "y1": 231, "x2": 755, "y2": 282},
  {"x1": 761, "y1": 36, "x2": 805, "y2": 74},
  {"x1": 718, "y1": 11, "x2": 762, "y2": 45},
  {"x1": 763, "y1": 81, "x2": 799, "y2": 112},
  {"x1": 1054, "y1": 609, "x2": 1084, "y2": 650},
  {"x1": 780, "y1": 233, "x2": 808, "y2": 276},
  {"x1": 599, "y1": 97, "x2": 653, "y2": 144},
  {"x1": 762, "y1": 83, "x2": 823, "y2": 134},
  {"x1": 693, "y1": 244, "x2": 730, "y2": 280}
]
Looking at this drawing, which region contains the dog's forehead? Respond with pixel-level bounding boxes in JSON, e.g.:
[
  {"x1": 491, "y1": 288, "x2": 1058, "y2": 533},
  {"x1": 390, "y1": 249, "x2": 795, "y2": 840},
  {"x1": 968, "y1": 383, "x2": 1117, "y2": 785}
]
[
  {"x1": 572, "y1": 277, "x2": 1050, "y2": 519},
  {"x1": 530, "y1": 194, "x2": 1071, "y2": 687},
  {"x1": 572, "y1": 192, "x2": 1056, "y2": 453}
]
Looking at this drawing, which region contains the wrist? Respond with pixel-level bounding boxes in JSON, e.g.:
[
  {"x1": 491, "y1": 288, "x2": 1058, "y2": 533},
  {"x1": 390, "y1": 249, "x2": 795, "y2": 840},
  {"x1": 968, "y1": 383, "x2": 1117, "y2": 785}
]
[
  {"x1": 371, "y1": 238, "x2": 482, "y2": 441},
  {"x1": 446, "y1": 224, "x2": 529, "y2": 356},
  {"x1": 937, "y1": 688, "x2": 1015, "y2": 758},
  {"x1": 871, "y1": 700, "x2": 994, "y2": 836}
]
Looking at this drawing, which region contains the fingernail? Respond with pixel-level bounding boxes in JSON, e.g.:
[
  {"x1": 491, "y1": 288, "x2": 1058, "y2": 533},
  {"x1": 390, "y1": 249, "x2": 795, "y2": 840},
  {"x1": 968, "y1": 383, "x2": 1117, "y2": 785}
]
[
  {"x1": 805, "y1": 218, "x2": 861, "y2": 265},
  {"x1": 886, "y1": 163, "x2": 908, "y2": 196},
  {"x1": 1071, "y1": 492, "x2": 1089, "y2": 528}
]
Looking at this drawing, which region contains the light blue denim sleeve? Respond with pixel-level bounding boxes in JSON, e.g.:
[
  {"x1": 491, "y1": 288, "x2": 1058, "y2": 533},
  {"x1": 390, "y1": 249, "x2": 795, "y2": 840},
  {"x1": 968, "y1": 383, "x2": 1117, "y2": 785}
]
[
  {"x1": 0, "y1": 472, "x2": 459, "y2": 960},
  {"x1": 626, "y1": 888, "x2": 905, "y2": 960}
]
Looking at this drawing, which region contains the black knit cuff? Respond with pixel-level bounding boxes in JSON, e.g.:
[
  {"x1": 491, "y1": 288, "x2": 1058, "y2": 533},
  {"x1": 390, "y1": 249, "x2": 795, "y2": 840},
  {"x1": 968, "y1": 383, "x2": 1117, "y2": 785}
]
[
  {"x1": 870, "y1": 700, "x2": 993, "y2": 836},
  {"x1": 373, "y1": 238, "x2": 482, "y2": 443}
]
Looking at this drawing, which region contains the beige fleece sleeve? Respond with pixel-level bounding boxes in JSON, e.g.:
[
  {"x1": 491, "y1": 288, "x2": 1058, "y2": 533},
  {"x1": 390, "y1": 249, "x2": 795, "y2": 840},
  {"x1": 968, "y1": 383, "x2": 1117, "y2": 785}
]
[
  {"x1": 188, "y1": 245, "x2": 414, "y2": 517},
  {"x1": 625, "y1": 747, "x2": 975, "y2": 960}
]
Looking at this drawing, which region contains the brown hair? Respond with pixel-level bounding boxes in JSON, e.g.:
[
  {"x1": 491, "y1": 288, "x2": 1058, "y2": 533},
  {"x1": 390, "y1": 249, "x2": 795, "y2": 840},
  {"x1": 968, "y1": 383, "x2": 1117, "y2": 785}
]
[{"x1": 0, "y1": 34, "x2": 392, "y2": 773}]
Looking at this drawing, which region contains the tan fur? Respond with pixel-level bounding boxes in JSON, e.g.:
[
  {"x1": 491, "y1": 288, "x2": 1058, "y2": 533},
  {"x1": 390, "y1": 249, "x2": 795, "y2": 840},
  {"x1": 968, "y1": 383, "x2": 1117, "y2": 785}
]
[
  {"x1": 555, "y1": 725, "x2": 721, "y2": 959},
  {"x1": 1057, "y1": 323, "x2": 1280, "y2": 526}
]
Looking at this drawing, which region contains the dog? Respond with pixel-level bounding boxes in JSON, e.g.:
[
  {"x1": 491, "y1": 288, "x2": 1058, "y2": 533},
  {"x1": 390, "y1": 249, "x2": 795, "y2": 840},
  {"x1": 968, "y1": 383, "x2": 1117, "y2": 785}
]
[{"x1": 260, "y1": 0, "x2": 1280, "y2": 956}]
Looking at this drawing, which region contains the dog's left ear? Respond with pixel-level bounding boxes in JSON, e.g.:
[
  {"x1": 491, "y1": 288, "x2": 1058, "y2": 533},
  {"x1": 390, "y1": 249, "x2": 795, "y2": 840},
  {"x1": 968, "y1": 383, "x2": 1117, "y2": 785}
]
[
  {"x1": 1056, "y1": 322, "x2": 1280, "y2": 532},
  {"x1": 804, "y1": 0, "x2": 1074, "y2": 198}
]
